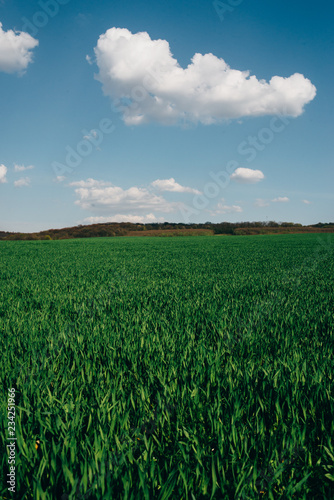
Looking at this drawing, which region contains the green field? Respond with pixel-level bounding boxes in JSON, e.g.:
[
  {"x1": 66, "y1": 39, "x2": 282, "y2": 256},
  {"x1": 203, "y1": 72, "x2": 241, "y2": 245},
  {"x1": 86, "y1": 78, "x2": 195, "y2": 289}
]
[{"x1": 1, "y1": 234, "x2": 334, "y2": 499}]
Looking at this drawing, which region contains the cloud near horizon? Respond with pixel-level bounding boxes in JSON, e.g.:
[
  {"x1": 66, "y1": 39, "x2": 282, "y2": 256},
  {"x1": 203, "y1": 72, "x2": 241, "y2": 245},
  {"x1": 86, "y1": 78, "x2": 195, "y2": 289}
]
[
  {"x1": 254, "y1": 198, "x2": 270, "y2": 207},
  {"x1": 209, "y1": 199, "x2": 243, "y2": 216},
  {"x1": 0, "y1": 22, "x2": 38, "y2": 74},
  {"x1": 70, "y1": 178, "x2": 180, "y2": 214},
  {"x1": 83, "y1": 213, "x2": 163, "y2": 224},
  {"x1": 92, "y1": 27, "x2": 316, "y2": 126}
]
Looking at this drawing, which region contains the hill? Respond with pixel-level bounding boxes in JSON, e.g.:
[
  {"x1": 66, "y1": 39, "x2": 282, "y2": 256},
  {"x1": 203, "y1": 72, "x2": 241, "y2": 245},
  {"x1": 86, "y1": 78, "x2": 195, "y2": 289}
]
[{"x1": 0, "y1": 221, "x2": 333, "y2": 240}]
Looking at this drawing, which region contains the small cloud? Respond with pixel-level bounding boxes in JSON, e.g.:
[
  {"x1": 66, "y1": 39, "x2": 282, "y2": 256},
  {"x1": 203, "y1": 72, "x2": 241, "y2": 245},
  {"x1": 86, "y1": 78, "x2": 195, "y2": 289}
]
[
  {"x1": 14, "y1": 163, "x2": 34, "y2": 172},
  {"x1": 230, "y1": 168, "x2": 265, "y2": 184},
  {"x1": 0, "y1": 22, "x2": 38, "y2": 74},
  {"x1": 55, "y1": 175, "x2": 66, "y2": 182},
  {"x1": 272, "y1": 196, "x2": 289, "y2": 202},
  {"x1": 83, "y1": 130, "x2": 98, "y2": 141},
  {"x1": 14, "y1": 177, "x2": 30, "y2": 187},
  {"x1": 254, "y1": 198, "x2": 270, "y2": 207},
  {"x1": 82, "y1": 130, "x2": 101, "y2": 150},
  {"x1": 86, "y1": 54, "x2": 93, "y2": 65},
  {"x1": 302, "y1": 199, "x2": 312, "y2": 204},
  {"x1": 209, "y1": 200, "x2": 243, "y2": 216},
  {"x1": 0, "y1": 164, "x2": 8, "y2": 183},
  {"x1": 151, "y1": 177, "x2": 201, "y2": 194}
]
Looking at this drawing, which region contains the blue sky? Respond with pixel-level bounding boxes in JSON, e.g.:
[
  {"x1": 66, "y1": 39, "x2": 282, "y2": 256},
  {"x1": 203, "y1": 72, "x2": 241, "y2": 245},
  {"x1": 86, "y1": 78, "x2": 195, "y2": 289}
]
[{"x1": 0, "y1": 0, "x2": 333, "y2": 232}]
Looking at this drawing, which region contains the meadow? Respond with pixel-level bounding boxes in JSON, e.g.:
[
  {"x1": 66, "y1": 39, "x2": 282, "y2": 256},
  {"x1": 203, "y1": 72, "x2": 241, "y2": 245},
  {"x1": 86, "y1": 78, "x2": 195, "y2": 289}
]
[{"x1": 1, "y1": 234, "x2": 334, "y2": 499}]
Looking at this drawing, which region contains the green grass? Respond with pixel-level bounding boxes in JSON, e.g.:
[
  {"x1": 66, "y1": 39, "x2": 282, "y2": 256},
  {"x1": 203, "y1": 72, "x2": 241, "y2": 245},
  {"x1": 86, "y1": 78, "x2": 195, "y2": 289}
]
[{"x1": 1, "y1": 234, "x2": 334, "y2": 499}]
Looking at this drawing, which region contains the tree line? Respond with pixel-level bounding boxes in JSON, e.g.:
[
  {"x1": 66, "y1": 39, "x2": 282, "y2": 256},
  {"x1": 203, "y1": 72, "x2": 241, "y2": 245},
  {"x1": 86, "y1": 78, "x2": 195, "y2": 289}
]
[{"x1": 0, "y1": 221, "x2": 333, "y2": 241}]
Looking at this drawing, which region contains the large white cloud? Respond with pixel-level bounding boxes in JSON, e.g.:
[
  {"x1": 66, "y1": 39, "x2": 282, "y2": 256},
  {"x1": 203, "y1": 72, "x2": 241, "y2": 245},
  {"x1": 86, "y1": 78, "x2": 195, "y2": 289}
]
[
  {"x1": 230, "y1": 167, "x2": 264, "y2": 184},
  {"x1": 151, "y1": 177, "x2": 201, "y2": 194},
  {"x1": 71, "y1": 179, "x2": 179, "y2": 214},
  {"x1": 0, "y1": 164, "x2": 7, "y2": 183},
  {"x1": 0, "y1": 23, "x2": 38, "y2": 74},
  {"x1": 92, "y1": 27, "x2": 316, "y2": 126}
]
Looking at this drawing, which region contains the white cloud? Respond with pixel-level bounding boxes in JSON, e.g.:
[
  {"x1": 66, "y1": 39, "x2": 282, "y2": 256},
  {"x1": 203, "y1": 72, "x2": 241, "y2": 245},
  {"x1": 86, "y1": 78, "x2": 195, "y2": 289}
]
[
  {"x1": 0, "y1": 22, "x2": 38, "y2": 74},
  {"x1": 92, "y1": 27, "x2": 316, "y2": 126},
  {"x1": 55, "y1": 175, "x2": 66, "y2": 183},
  {"x1": 209, "y1": 200, "x2": 243, "y2": 215},
  {"x1": 83, "y1": 213, "x2": 163, "y2": 224},
  {"x1": 83, "y1": 130, "x2": 98, "y2": 140},
  {"x1": 69, "y1": 178, "x2": 112, "y2": 188},
  {"x1": 0, "y1": 164, "x2": 8, "y2": 183},
  {"x1": 14, "y1": 177, "x2": 31, "y2": 187},
  {"x1": 230, "y1": 167, "x2": 265, "y2": 184},
  {"x1": 272, "y1": 196, "x2": 289, "y2": 202},
  {"x1": 14, "y1": 163, "x2": 34, "y2": 172},
  {"x1": 71, "y1": 179, "x2": 179, "y2": 214},
  {"x1": 302, "y1": 199, "x2": 312, "y2": 204},
  {"x1": 255, "y1": 198, "x2": 270, "y2": 207},
  {"x1": 151, "y1": 177, "x2": 201, "y2": 194}
]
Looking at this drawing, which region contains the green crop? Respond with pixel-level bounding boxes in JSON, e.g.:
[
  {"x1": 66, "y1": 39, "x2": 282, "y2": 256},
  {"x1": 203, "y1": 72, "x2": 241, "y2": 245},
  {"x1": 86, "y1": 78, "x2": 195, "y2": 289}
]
[{"x1": 0, "y1": 234, "x2": 334, "y2": 499}]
